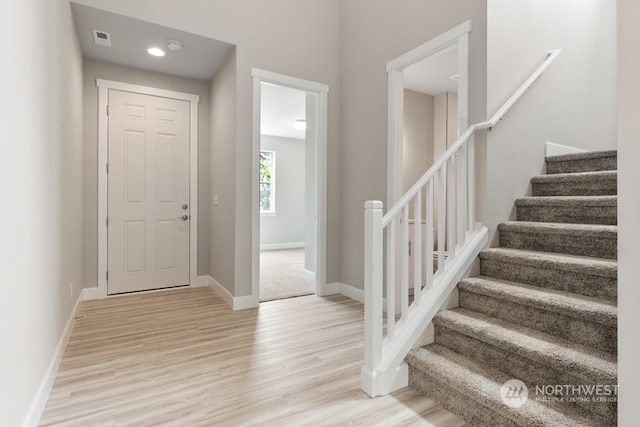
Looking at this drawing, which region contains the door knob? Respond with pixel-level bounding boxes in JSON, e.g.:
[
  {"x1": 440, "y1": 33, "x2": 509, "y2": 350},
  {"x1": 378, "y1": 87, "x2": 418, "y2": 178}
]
[
  {"x1": 179, "y1": 214, "x2": 189, "y2": 221},
  {"x1": 182, "y1": 204, "x2": 188, "y2": 210}
]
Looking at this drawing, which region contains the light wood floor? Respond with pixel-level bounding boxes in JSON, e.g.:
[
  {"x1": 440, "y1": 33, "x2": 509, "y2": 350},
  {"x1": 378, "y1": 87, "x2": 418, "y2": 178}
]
[{"x1": 40, "y1": 288, "x2": 465, "y2": 426}]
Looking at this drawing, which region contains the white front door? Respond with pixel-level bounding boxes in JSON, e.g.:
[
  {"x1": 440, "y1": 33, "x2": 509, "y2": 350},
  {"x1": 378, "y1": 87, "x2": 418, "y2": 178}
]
[{"x1": 107, "y1": 89, "x2": 190, "y2": 295}]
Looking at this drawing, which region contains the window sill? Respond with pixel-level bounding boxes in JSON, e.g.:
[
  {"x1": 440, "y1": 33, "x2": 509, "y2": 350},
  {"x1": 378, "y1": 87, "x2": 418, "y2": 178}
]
[{"x1": 261, "y1": 212, "x2": 276, "y2": 217}]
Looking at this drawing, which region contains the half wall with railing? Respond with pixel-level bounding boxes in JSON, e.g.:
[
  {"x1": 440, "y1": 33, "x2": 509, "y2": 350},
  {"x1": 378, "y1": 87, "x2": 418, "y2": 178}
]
[{"x1": 361, "y1": 49, "x2": 561, "y2": 397}]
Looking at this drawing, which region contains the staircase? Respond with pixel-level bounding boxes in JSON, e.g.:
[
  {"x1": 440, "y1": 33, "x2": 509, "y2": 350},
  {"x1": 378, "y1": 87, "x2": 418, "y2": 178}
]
[{"x1": 406, "y1": 150, "x2": 618, "y2": 426}]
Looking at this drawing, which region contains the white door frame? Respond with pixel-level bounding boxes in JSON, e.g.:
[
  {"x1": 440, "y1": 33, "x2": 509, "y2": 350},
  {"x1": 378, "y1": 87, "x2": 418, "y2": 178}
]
[
  {"x1": 386, "y1": 20, "x2": 471, "y2": 205},
  {"x1": 251, "y1": 69, "x2": 330, "y2": 304},
  {"x1": 96, "y1": 79, "x2": 200, "y2": 298}
]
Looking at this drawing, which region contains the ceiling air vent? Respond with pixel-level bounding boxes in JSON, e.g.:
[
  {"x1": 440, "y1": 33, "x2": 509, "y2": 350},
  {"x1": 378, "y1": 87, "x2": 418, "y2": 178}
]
[{"x1": 92, "y1": 29, "x2": 112, "y2": 47}]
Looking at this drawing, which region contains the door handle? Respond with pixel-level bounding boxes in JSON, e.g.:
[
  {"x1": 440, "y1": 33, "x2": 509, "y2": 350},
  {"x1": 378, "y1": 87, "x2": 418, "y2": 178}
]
[{"x1": 179, "y1": 214, "x2": 189, "y2": 221}]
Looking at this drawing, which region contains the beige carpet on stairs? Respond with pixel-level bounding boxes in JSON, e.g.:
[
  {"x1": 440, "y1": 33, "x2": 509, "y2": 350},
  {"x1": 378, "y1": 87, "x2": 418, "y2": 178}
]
[{"x1": 260, "y1": 248, "x2": 314, "y2": 302}]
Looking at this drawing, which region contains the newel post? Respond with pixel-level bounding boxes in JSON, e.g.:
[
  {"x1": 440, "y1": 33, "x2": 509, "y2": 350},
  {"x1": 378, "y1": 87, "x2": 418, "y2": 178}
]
[{"x1": 361, "y1": 200, "x2": 384, "y2": 397}]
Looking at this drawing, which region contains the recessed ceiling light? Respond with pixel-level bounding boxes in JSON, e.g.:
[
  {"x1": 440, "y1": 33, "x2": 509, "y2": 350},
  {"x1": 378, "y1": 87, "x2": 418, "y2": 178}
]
[
  {"x1": 147, "y1": 47, "x2": 165, "y2": 57},
  {"x1": 167, "y1": 40, "x2": 183, "y2": 51},
  {"x1": 291, "y1": 119, "x2": 307, "y2": 131}
]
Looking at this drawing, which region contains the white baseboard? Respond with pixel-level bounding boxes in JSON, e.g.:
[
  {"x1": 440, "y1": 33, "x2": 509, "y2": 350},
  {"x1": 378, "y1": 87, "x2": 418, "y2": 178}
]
[
  {"x1": 545, "y1": 141, "x2": 586, "y2": 157},
  {"x1": 319, "y1": 281, "x2": 340, "y2": 296},
  {"x1": 22, "y1": 291, "x2": 84, "y2": 427},
  {"x1": 195, "y1": 275, "x2": 211, "y2": 288},
  {"x1": 260, "y1": 242, "x2": 305, "y2": 251},
  {"x1": 82, "y1": 287, "x2": 98, "y2": 301},
  {"x1": 334, "y1": 282, "x2": 365, "y2": 303},
  {"x1": 207, "y1": 276, "x2": 258, "y2": 311},
  {"x1": 330, "y1": 281, "x2": 389, "y2": 311},
  {"x1": 304, "y1": 269, "x2": 316, "y2": 282}
]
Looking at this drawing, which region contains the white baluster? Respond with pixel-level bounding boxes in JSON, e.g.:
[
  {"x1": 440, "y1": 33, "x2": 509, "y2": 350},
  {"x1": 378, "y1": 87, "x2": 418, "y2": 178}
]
[
  {"x1": 447, "y1": 156, "x2": 456, "y2": 260},
  {"x1": 363, "y1": 201, "x2": 383, "y2": 386},
  {"x1": 401, "y1": 206, "x2": 409, "y2": 319},
  {"x1": 413, "y1": 191, "x2": 422, "y2": 303},
  {"x1": 426, "y1": 180, "x2": 434, "y2": 291}
]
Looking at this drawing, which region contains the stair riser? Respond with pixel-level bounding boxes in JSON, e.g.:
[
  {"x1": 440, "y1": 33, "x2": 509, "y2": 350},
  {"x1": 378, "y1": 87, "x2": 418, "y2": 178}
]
[
  {"x1": 516, "y1": 205, "x2": 617, "y2": 225},
  {"x1": 408, "y1": 366, "x2": 517, "y2": 427},
  {"x1": 499, "y1": 231, "x2": 617, "y2": 259},
  {"x1": 479, "y1": 259, "x2": 617, "y2": 303},
  {"x1": 546, "y1": 157, "x2": 617, "y2": 174},
  {"x1": 531, "y1": 179, "x2": 616, "y2": 197},
  {"x1": 459, "y1": 290, "x2": 617, "y2": 354},
  {"x1": 435, "y1": 326, "x2": 617, "y2": 423}
]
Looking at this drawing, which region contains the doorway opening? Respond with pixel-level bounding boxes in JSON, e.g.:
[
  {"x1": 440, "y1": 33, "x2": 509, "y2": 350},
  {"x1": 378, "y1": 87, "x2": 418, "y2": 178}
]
[
  {"x1": 386, "y1": 21, "x2": 470, "y2": 298},
  {"x1": 387, "y1": 20, "x2": 470, "y2": 206},
  {"x1": 251, "y1": 69, "x2": 329, "y2": 304}
]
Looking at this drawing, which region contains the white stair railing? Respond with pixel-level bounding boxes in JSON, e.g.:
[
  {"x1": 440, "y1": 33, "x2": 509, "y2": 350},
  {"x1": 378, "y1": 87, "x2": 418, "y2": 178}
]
[{"x1": 361, "y1": 49, "x2": 561, "y2": 397}]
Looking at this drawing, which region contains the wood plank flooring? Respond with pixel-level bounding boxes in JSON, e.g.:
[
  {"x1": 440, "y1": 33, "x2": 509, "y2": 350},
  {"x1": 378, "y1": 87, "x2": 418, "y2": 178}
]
[{"x1": 40, "y1": 288, "x2": 465, "y2": 426}]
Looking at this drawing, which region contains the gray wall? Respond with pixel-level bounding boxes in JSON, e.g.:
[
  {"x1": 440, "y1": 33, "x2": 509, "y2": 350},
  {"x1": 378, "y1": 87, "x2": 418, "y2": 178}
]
[
  {"x1": 209, "y1": 49, "x2": 237, "y2": 293},
  {"x1": 618, "y1": 0, "x2": 640, "y2": 421},
  {"x1": 73, "y1": 0, "x2": 343, "y2": 297},
  {"x1": 339, "y1": 0, "x2": 488, "y2": 289},
  {"x1": 82, "y1": 59, "x2": 213, "y2": 285},
  {"x1": 0, "y1": 0, "x2": 84, "y2": 424},
  {"x1": 484, "y1": 0, "x2": 617, "y2": 245},
  {"x1": 260, "y1": 135, "x2": 306, "y2": 247},
  {"x1": 403, "y1": 89, "x2": 435, "y2": 193}
]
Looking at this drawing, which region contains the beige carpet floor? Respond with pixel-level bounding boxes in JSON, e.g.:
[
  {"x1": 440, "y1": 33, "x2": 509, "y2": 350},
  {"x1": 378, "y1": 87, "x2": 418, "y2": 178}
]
[{"x1": 260, "y1": 248, "x2": 315, "y2": 302}]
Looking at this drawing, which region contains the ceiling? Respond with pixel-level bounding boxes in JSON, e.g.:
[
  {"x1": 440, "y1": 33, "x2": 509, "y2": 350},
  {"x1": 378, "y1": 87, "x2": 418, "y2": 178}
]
[
  {"x1": 71, "y1": 3, "x2": 235, "y2": 81},
  {"x1": 70, "y1": 3, "x2": 455, "y2": 138},
  {"x1": 260, "y1": 83, "x2": 307, "y2": 140},
  {"x1": 71, "y1": 2, "x2": 305, "y2": 139},
  {"x1": 404, "y1": 46, "x2": 459, "y2": 96}
]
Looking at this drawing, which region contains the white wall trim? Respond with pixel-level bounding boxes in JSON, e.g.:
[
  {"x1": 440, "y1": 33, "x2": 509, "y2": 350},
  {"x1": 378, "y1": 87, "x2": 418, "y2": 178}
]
[
  {"x1": 330, "y1": 282, "x2": 389, "y2": 311},
  {"x1": 208, "y1": 276, "x2": 233, "y2": 308},
  {"x1": 386, "y1": 20, "x2": 472, "y2": 72},
  {"x1": 96, "y1": 79, "x2": 199, "y2": 298},
  {"x1": 195, "y1": 275, "x2": 211, "y2": 288},
  {"x1": 260, "y1": 242, "x2": 305, "y2": 251},
  {"x1": 82, "y1": 287, "x2": 98, "y2": 301},
  {"x1": 545, "y1": 141, "x2": 587, "y2": 157},
  {"x1": 251, "y1": 69, "x2": 330, "y2": 303},
  {"x1": 22, "y1": 293, "x2": 84, "y2": 427},
  {"x1": 335, "y1": 282, "x2": 365, "y2": 303},
  {"x1": 95, "y1": 79, "x2": 200, "y2": 102},
  {"x1": 206, "y1": 276, "x2": 257, "y2": 311},
  {"x1": 251, "y1": 68, "x2": 329, "y2": 94},
  {"x1": 304, "y1": 269, "x2": 316, "y2": 282}
]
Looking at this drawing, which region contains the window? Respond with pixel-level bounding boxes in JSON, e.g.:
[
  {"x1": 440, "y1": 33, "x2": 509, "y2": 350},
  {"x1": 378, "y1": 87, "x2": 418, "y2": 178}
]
[{"x1": 259, "y1": 150, "x2": 275, "y2": 214}]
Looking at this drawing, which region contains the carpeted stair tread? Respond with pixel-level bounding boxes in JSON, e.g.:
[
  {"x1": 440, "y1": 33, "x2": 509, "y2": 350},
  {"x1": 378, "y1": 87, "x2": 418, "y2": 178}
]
[
  {"x1": 480, "y1": 248, "x2": 617, "y2": 278},
  {"x1": 433, "y1": 308, "x2": 617, "y2": 384},
  {"x1": 515, "y1": 195, "x2": 617, "y2": 207},
  {"x1": 480, "y1": 245, "x2": 617, "y2": 304},
  {"x1": 458, "y1": 277, "x2": 617, "y2": 354},
  {"x1": 546, "y1": 150, "x2": 617, "y2": 174},
  {"x1": 459, "y1": 277, "x2": 616, "y2": 327},
  {"x1": 498, "y1": 221, "x2": 617, "y2": 238},
  {"x1": 498, "y1": 221, "x2": 617, "y2": 259},
  {"x1": 515, "y1": 196, "x2": 617, "y2": 225},
  {"x1": 407, "y1": 344, "x2": 601, "y2": 426},
  {"x1": 530, "y1": 171, "x2": 616, "y2": 196}
]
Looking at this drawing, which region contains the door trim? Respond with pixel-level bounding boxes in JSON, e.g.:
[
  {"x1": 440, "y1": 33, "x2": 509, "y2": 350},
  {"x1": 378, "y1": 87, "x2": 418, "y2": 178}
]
[
  {"x1": 96, "y1": 79, "x2": 200, "y2": 298},
  {"x1": 386, "y1": 20, "x2": 470, "y2": 206},
  {"x1": 251, "y1": 68, "x2": 330, "y2": 305}
]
